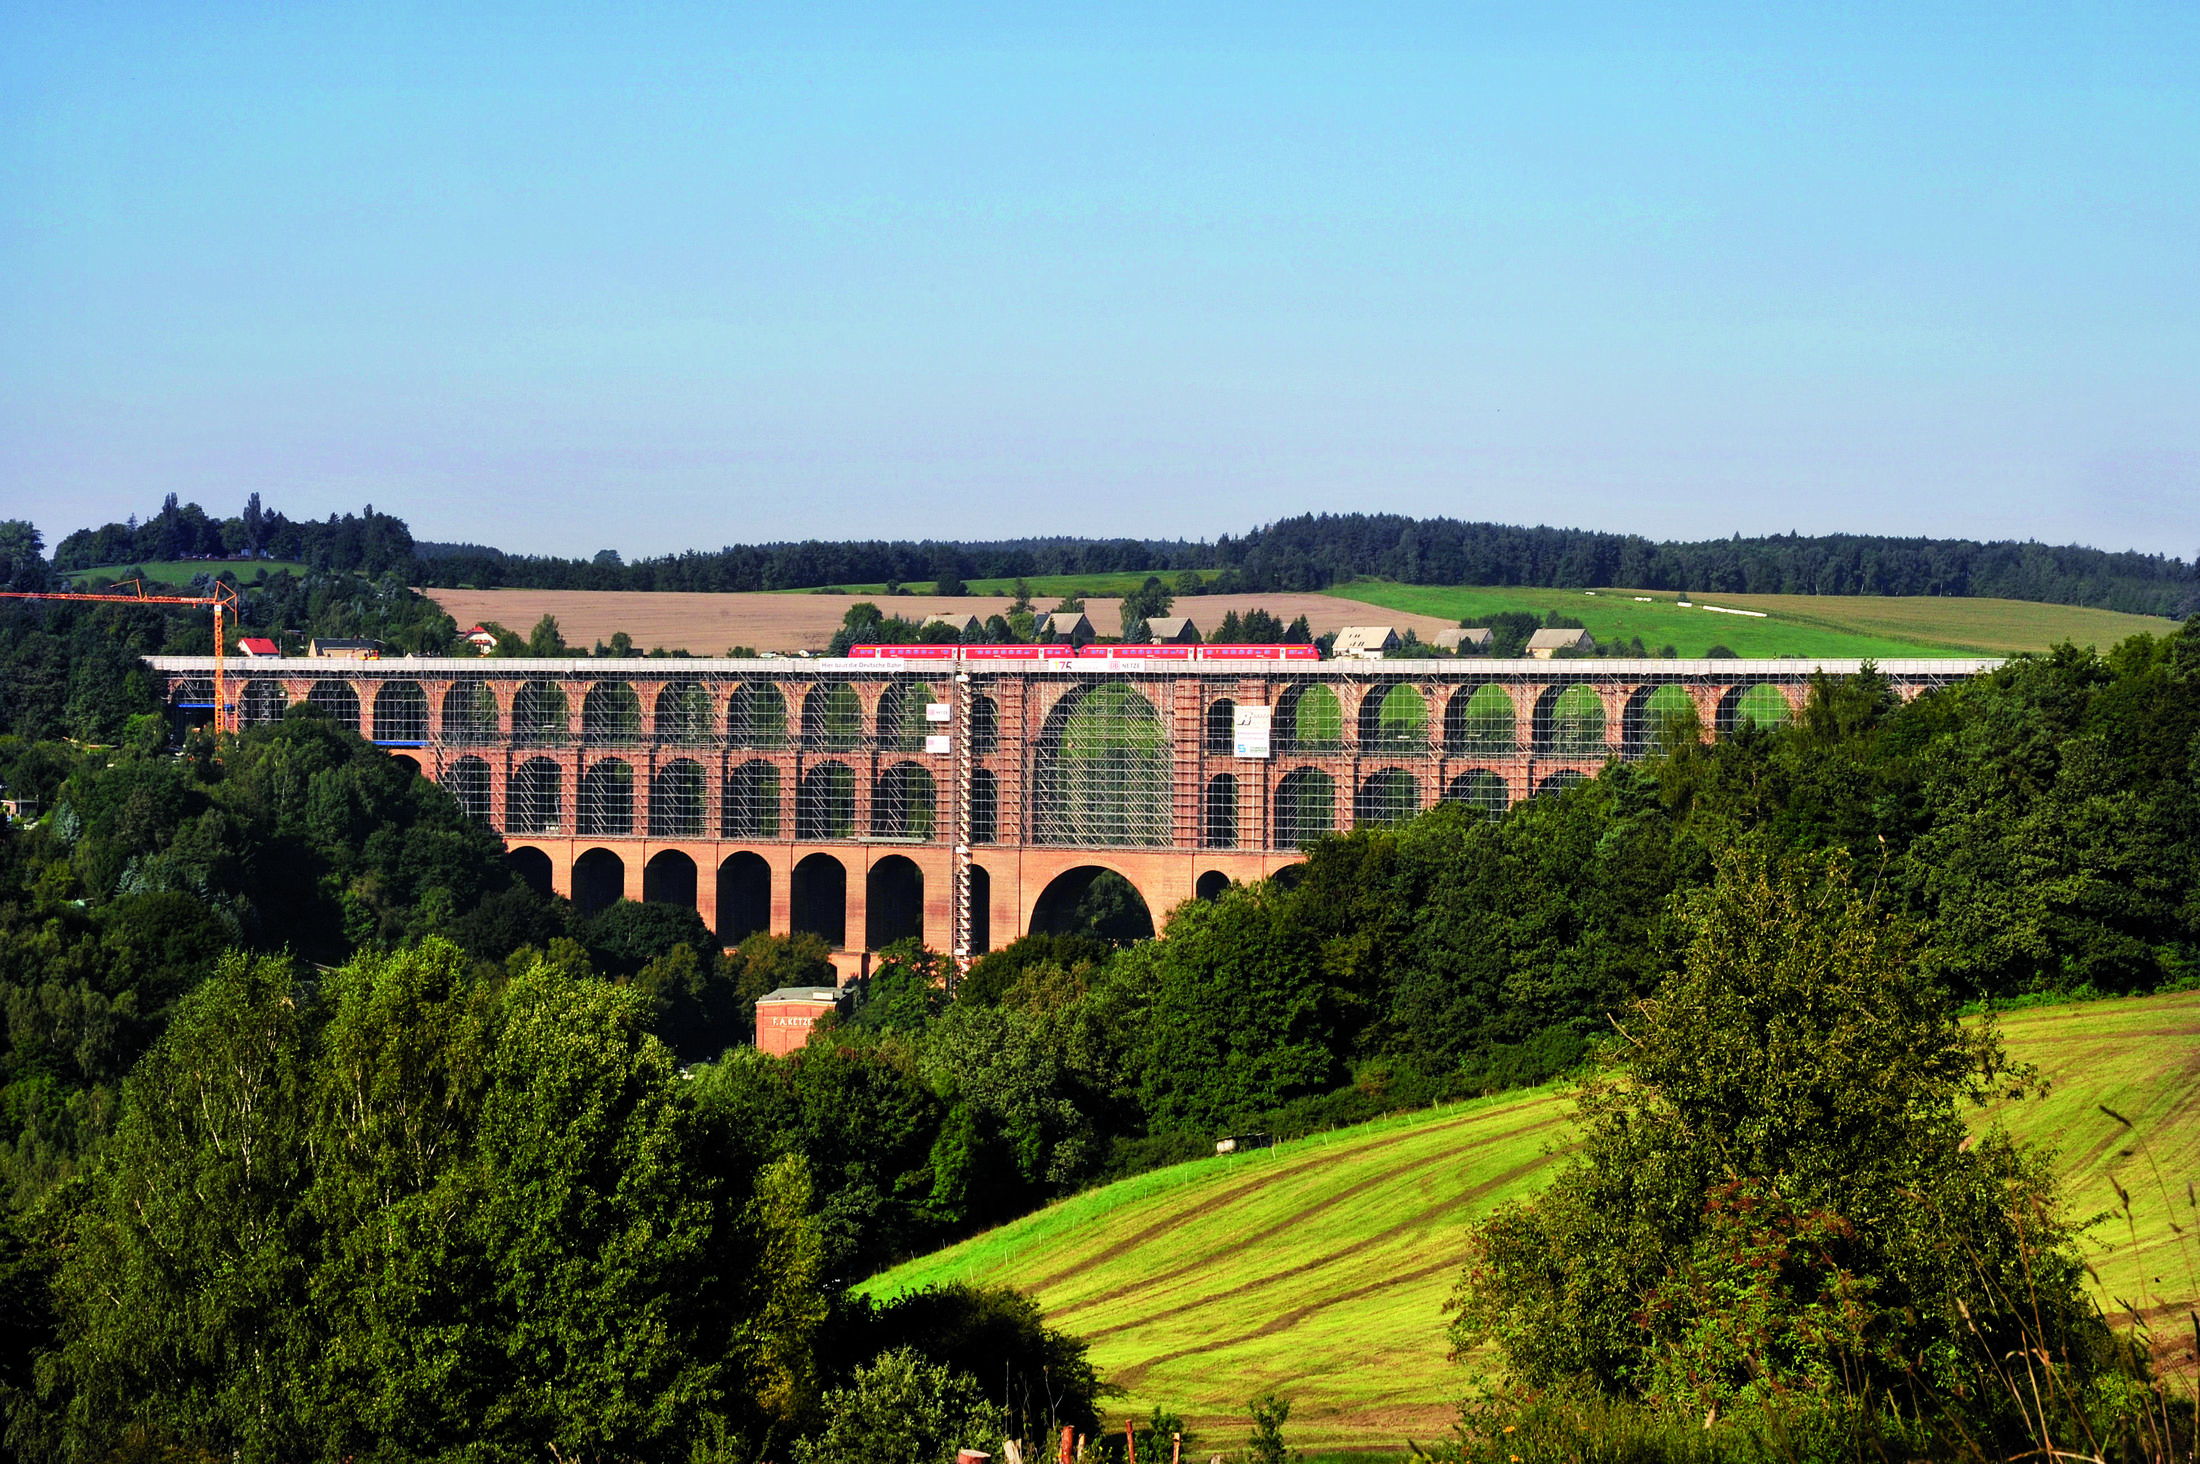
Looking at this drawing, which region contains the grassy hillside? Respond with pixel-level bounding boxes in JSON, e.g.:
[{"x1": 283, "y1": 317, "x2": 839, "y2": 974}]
[
  {"x1": 64, "y1": 559, "x2": 310, "y2": 590},
  {"x1": 863, "y1": 990, "x2": 2200, "y2": 1452},
  {"x1": 1327, "y1": 581, "x2": 2179, "y2": 659}
]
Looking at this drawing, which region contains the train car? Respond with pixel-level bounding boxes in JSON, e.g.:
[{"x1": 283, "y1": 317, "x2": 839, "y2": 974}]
[{"x1": 1193, "y1": 643, "x2": 1320, "y2": 661}]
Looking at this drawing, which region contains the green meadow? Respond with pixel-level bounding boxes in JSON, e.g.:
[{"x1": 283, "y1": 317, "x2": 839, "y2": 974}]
[
  {"x1": 863, "y1": 989, "x2": 2200, "y2": 1453},
  {"x1": 1325, "y1": 580, "x2": 2178, "y2": 660},
  {"x1": 63, "y1": 560, "x2": 310, "y2": 591}
]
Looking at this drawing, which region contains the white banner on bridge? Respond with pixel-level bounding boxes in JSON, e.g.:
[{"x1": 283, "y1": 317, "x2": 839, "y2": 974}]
[
  {"x1": 1233, "y1": 706, "x2": 1272, "y2": 759},
  {"x1": 925, "y1": 734, "x2": 952, "y2": 755},
  {"x1": 925, "y1": 703, "x2": 952, "y2": 722}
]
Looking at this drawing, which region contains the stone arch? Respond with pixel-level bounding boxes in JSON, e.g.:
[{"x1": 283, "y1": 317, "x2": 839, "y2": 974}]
[
  {"x1": 1535, "y1": 768, "x2": 1590, "y2": 798},
  {"x1": 655, "y1": 681, "x2": 714, "y2": 747},
  {"x1": 1030, "y1": 865, "x2": 1155, "y2": 944},
  {"x1": 1444, "y1": 684, "x2": 1516, "y2": 753},
  {"x1": 717, "y1": 852, "x2": 771, "y2": 946},
  {"x1": 507, "y1": 757, "x2": 564, "y2": 834},
  {"x1": 1444, "y1": 768, "x2": 1510, "y2": 816},
  {"x1": 866, "y1": 854, "x2": 925, "y2": 949},
  {"x1": 796, "y1": 763, "x2": 856, "y2": 840},
  {"x1": 442, "y1": 755, "x2": 493, "y2": 823},
  {"x1": 723, "y1": 760, "x2": 781, "y2": 838},
  {"x1": 644, "y1": 850, "x2": 698, "y2": 909},
  {"x1": 1274, "y1": 767, "x2": 1338, "y2": 847},
  {"x1": 1276, "y1": 683, "x2": 1344, "y2": 752},
  {"x1": 1533, "y1": 684, "x2": 1606, "y2": 756},
  {"x1": 792, "y1": 853, "x2": 847, "y2": 946},
  {"x1": 507, "y1": 846, "x2": 554, "y2": 896},
  {"x1": 373, "y1": 680, "x2": 428, "y2": 743},
  {"x1": 727, "y1": 683, "x2": 788, "y2": 748},
  {"x1": 1195, "y1": 869, "x2": 1232, "y2": 903},
  {"x1": 803, "y1": 682, "x2": 862, "y2": 750},
  {"x1": 970, "y1": 768, "x2": 999, "y2": 845},
  {"x1": 573, "y1": 848, "x2": 626, "y2": 917},
  {"x1": 872, "y1": 762, "x2": 938, "y2": 841},
  {"x1": 876, "y1": 679, "x2": 938, "y2": 752},
  {"x1": 441, "y1": 680, "x2": 499, "y2": 744},
  {"x1": 1032, "y1": 681, "x2": 1171, "y2": 847},
  {"x1": 1718, "y1": 682, "x2": 1792, "y2": 736},
  {"x1": 170, "y1": 677, "x2": 215, "y2": 708},
  {"x1": 649, "y1": 758, "x2": 707, "y2": 837},
  {"x1": 239, "y1": 679, "x2": 287, "y2": 727},
  {"x1": 1203, "y1": 698, "x2": 1237, "y2": 755},
  {"x1": 1203, "y1": 773, "x2": 1239, "y2": 848},
  {"x1": 1623, "y1": 683, "x2": 1699, "y2": 757},
  {"x1": 582, "y1": 682, "x2": 642, "y2": 746},
  {"x1": 1358, "y1": 683, "x2": 1428, "y2": 750},
  {"x1": 390, "y1": 754, "x2": 421, "y2": 777},
  {"x1": 579, "y1": 758, "x2": 635, "y2": 835},
  {"x1": 513, "y1": 682, "x2": 569, "y2": 745},
  {"x1": 306, "y1": 680, "x2": 360, "y2": 732},
  {"x1": 1355, "y1": 768, "x2": 1420, "y2": 827}
]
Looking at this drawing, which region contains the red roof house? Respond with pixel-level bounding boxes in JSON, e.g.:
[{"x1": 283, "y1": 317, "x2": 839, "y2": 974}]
[{"x1": 237, "y1": 637, "x2": 280, "y2": 657}]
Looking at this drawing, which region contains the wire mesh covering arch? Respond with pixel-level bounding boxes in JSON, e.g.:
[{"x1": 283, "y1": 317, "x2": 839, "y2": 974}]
[
  {"x1": 970, "y1": 767, "x2": 999, "y2": 844},
  {"x1": 1203, "y1": 698, "x2": 1236, "y2": 755},
  {"x1": 1623, "y1": 683, "x2": 1699, "y2": 757},
  {"x1": 871, "y1": 761, "x2": 938, "y2": 840},
  {"x1": 1445, "y1": 683, "x2": 1517, "y2": 753},
  {"x1": 654, "y1": 681, "x2": 715, "y2": 747},
  {"x1": 507, "y1": 757, "x2": 565, "y2": 834},
  {"x1": 1354, "y1": 767, "x2": 1421, "y2": 827},
  {"x1": 1718, "y1": 682, "x2": 1793, "y2": 736},
  {"x1": 1358, "y1": 683, "x2": 1429, "y2": 751},
  {"x1": 727, "y1": 683, "x2": 789, "y2": 748},
  {"x1": 649, "y1": 758, "x2": 707, "y2": 837},
  {"x1": 513, "y1": 682, "x2": 569, "y2": 746},
  {"x1": 1276, "y1": 683, "x2": 1345, "y2": 752},
  {"x1": 441, "y1": 680, "x2": 500, "y2": 744},
  {"x1": 1274, "y1": 766, "x2": 1337, "y2": 847},
  {"x1": 306, "y1": 680, "x2": 361, "y2": 733},
  {"x1": 239, "y1": 680, "x2": 287, "y2": 727},
  {"x1": 373, "y1": 680, "x2": 428, "y2": 743},
  {"x1": 723, "y1": 760, "x2": 782, "y2": 838},
  {"x1": 802, "y1": 683, "x2": 863, "y2": 750},
  {"x1": 1203, "y1": 773, "x2": 1239, "y2": 848},
  {"x1": 582, "y1": 682, "x2": 643, "y2": 747},
  {"x1": 442, "y1": 755, "x2": 493, "y2": 823},
  {"x1": 876, "y1": 679, "x2": 940, "y2": 753},
  {"x1": 796, "y1": 762, "x2": 857, "y2": 840},
  {"x1": 1535, "y1": 768, "x2": 1590, "y2": 798},
  {"x1": 1031, "y1": 680, "x2": 1173, "y2": 847},
  {"x1": 1444, "y1": 768, "x2": 1511, "y2": 816},
  {"x1": 579, "y1": 758, "x2": 635, "y2": 835},
  {"x1": 1533, "y1": 684, "x2": 1608, "y2": 757},
  {"x1": 970, "y1": 693, "x2": 1000, "y2": 754}
]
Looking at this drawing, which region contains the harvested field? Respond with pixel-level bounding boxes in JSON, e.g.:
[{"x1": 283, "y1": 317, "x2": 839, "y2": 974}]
[{"x1": 419, "y1": 589, "x2": 1460, "y2": 654}]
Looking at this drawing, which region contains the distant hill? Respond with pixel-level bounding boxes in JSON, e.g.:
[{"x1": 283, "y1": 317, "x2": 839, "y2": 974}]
[{"x1": 36, "y1": 496, "x2": 2199, "y2": 618}]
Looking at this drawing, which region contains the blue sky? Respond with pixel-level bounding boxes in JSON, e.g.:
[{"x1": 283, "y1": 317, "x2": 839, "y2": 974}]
[{"x1": 3, "y1": 3, "x2": 2195, "y2": 560}]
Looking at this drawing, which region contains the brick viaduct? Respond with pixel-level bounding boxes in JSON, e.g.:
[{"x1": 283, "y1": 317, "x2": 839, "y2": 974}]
[{"x1": 151, "y1": 653, "x2": 1995, "y2": 980}]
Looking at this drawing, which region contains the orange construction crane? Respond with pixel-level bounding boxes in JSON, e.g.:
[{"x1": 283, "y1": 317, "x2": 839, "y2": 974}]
[{"x1": 1, "y1": 579, "x2": 245, "y2": 732}]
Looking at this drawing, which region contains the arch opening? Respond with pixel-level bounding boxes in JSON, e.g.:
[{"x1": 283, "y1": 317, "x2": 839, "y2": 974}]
[
  {"x1": 1359, "y1": 684, "x2": 1427, "y2": 750},
  {"x1": 877, "y1": 680, "x2": 939, "y2": 752},
  {"x1": 1274, "y1": 767, "x2": 1338, "y2": 848},
  {"x1": 723, "y1": 760, "x2": 782, "y2": 838},
  {"x1": 390, "y1": 754, "x2": 421, "y2": 777},
  {"x1": 442, "y1": 680, "x2": 499, "y2": 744},
  {"x1": 1535, "y1": 768, "x2": 1590, "y2": 798},
  {"x1": 649, "y1": 759, "x2": 707, "y2": 838},
  {"x1": 507, "y1": 846, "x2": 554, "y2": 897},
  {"x1": 373, "y1": 680, "x2": 427, "y2": 743},
  {"x1": 655, "y1": 681, "x2": 715, "y2": 747},
  {"x1": 239, "y1": 680, "x2": 286, "y2": 727},
  {"x1": 508, "y1": 757, "x2": 564, "y2": 835},
  {"x1": 792, "y1": 853, "x2": 847, "y2": 947},
  {"x1": 969, "y1": 769, "x2": 999, "y2": 845},
  {"x1": 717, "y1": 852, "x2": 771, "y2": 946},
  {"x1": 582, "y1": 683, "x2": 643, "y2": 746},
  {"x1": 796, "y1": 763, "x2": 856, "y2": 841},
  {"x1": 579, "y1": 759, "x2": 635, "y2": 836},
  {"x1": 1195, "y1": 870, "x2": 1232, "y2": 903},
  {"x1": 1535, "y1": 685, "x2": 1607, "y2": 757},
  {"x1": 968, "y1": 864, "x2": 992, "y2": 955},
  {"x1": 970, "y1": 694, "x2": 1000, "y2": 753},
  {"x1": 803, "y1": 683, "x2": 862, "y2": 750},
  {"x1": 871, "y1": 762, "x2": 938, "y2": 841},
  {"x1": 1203, "y1": 698, "x2": 1237, "y2": 755},
  {"x1": 1444, "y1": 768, "x2": 1511, "y2": 816},
  {"x1": 306, "y1": 680, "x2": 361, "y2": 733},
  {"x1": 727, "y1": 683, "x2": 789, "y2": 748},
  {"x1": 1033, "y1": 682, "x2": 1171, "y2": 847},
  {"x1": 644, "y1": 850, "x2": 699, "y2": 910},
  {"x1": 1030, "y1": 866, "x2": 1154, "y2": 944},
  {"x1": 573, "y1": 848, "x2": 626, "y2": 918},
  {"x1": 1203, "y1": 774, "x2": 1239, "y2": 848},
  {"x1": 1719, "y1": 683, "x2": 1792, "y2": 736},
  {"x1": 513, "y1": 682, "x2": 570, "y2": 746},
  {"x1": 443, "y1": 756, "x2": 493, "y2": 823},
  {"x1": 1624, "y1": 684, "x2": 1699, "y2": 757},
  {"x1": 866, "y1": 855, "x2": 925, "y2": 949},
  {"x1": 1277, "y1": 684, "x2": 1344, "y2": 752},
  {"x1": 1355, "y1": 768, "x2": 1420, "y2": 828}
]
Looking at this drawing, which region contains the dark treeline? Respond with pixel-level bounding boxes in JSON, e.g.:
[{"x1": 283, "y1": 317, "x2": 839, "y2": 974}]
[{"x1": 38, "y1": 494, "x2": 2197, "y2": 615}]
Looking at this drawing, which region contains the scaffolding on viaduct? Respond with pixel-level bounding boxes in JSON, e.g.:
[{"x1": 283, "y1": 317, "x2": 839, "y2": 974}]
[{"x1": 150, "y1": 652, "x2": 1997, "y2": 981}]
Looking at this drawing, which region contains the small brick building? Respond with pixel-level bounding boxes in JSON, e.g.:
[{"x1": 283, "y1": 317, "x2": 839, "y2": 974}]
[{"x1": 755, "y1": 985, "x2": 846, "y2": 1057}]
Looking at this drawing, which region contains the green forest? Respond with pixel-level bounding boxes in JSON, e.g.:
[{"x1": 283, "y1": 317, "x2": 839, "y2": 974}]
[{"x1": 3, "y1": 495, "x2": 2199, "y2": 1458}]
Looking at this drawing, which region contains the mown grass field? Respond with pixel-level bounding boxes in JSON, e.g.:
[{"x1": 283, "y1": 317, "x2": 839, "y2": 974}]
[
  {"x1": 862, "y1": 989, "x2": 2200, "y2": 1453},
  {"x1": 1325, "y1": 581, "x2": 2178, "y2": 659},
  {"x1": 63, "y1": 560, "x2": 310, "y2": 591}
]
